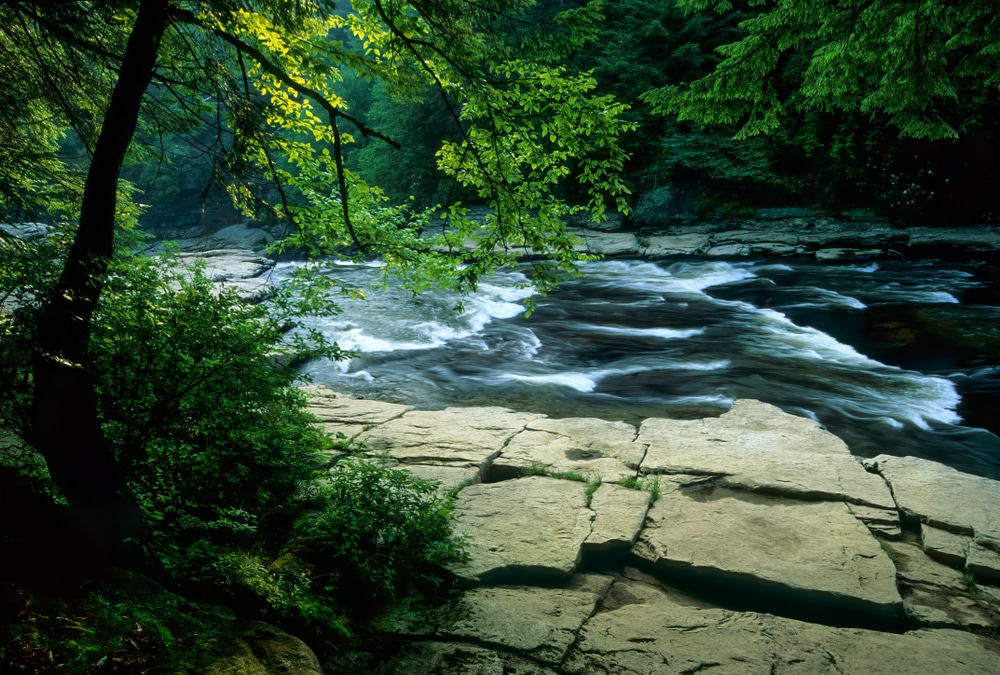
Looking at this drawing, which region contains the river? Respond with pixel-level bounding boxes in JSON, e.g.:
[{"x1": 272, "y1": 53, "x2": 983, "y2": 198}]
[{"x1": 276, "y1": 256, "x2": 1000, "y2": 480}]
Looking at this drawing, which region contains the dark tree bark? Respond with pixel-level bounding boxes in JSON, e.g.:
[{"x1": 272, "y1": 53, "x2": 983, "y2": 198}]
[{"x1": 29, "y1": 0, "x2": 171, "y2": 568}]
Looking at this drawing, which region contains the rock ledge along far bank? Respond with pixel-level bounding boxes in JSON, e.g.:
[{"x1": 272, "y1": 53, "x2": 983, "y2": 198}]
[{"x1": 304, "y1": 386, "x2": 1000, "y2": 674}]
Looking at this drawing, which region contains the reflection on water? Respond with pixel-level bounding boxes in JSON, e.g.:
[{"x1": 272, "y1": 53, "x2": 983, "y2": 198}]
[{"x1": 277, "y1": 257, "x2": 1000, "y2": 479}]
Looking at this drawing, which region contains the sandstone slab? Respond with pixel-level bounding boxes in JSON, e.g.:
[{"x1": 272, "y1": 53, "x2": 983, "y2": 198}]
[
  {"x1": 446, "y1": 476, "x2": 594, "y2": 584},
  {"x1": 639, "y1": 399, "x2": 896, "y2": 510},
  {"x1": 303, "y1": 385, "x2": 412, "y2": 438},
  {"x1": 968, "y1": 536, "x2": 1000, "y2": 583},
  {"x1": 921, "y1": 524, "x2": 971, "y2": 567},
  {"x1": 495, "y1": 417, "x2": 643, "y2": 482},
  {"x1": 584, "y1": 483, "x2": 651, "y2": 555},
  {"x1": 564, "y1": 579, "x2": 1000, "y2": 675},
  {"x1": 639, "y1": 233, "x2": 710, "y2": 256},
  {"x1": 397, "y1": 463, "x2": 481, "y2": 496},
  {"x1": 633, "y1": 486, "x2": 901, "y2": 626},
  {"x1": 866, "y1": 455, "x2": 1000, "y2": 539},
  {"x1": 355, "y1": 407, "x2": 543, "y2": 473},
  {"x1": 385, "y1": 575, "x2": 612, "y2": 665},
  {"x1": 574, "y1": 230, "x2": 639, "y2": 256},
  {"x1": 885, "y1": 539, "x2": 999, "y2": 630}
]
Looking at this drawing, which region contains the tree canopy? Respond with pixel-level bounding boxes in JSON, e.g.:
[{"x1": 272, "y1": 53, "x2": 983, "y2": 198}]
[
  {"x1": 642, "y1": 0, "x2": 1000, "y2": 141},
  {"x1": 0, "y1": 0, "x2": 633, "y2": 571}
]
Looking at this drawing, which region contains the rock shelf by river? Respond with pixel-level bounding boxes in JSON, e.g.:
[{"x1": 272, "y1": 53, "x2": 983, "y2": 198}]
[{"x1": 305, "y1": 386, "x2": 1000, "y2": 674}]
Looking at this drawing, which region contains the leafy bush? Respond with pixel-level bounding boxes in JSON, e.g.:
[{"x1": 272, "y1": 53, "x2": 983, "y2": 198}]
[
  {"x1": 292, "y1": 457, "x2": 468, "y2": 607},
  {"x1": 1, "y1": 232, "x2": 469, "y2": 640},
  {"x1": 88, "y1": 253, "x2": 337, "y2": 567}
]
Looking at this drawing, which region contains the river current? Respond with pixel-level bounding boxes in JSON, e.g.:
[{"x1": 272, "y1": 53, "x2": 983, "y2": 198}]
[{"x1": 276, "y1": 257, "x2": 1000, "y2": 480}]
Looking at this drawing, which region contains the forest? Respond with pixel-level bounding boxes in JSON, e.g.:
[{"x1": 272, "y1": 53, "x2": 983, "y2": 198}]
[{"x1": 1, "y1": 0, "x2": 999, "y2": 671}]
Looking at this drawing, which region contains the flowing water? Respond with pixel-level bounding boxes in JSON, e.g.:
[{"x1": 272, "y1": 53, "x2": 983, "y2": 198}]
[{"x1": 276, "y1": 257, "x2": 1000, "y2": 480}]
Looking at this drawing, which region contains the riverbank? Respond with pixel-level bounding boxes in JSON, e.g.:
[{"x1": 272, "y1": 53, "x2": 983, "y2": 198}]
[
  {"x1": 305, "y1": 386, "x2": 1000, "y2": 673},
  {"x1": 149, "y1": 208, "x2": 1000, "y2": 264}
]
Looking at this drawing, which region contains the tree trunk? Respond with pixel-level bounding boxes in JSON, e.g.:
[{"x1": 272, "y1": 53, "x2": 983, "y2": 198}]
[{"x1": 30, "y1": 0, "x2": 170, "y2": 569}]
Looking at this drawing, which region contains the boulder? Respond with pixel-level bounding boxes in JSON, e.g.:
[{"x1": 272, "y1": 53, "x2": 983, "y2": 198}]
[
  {"x1": 175, "y1": 249, "x2": 275, "y2": 299},
  {"x1": 494, "y1": 417, "x2": 643, "y2": 482},
  {"x1": 563, "y1": 578, "x2": 1000, "y2": 675},
  {"x1": 632, "y1": 486, "x2": 902, "y2": 627},
  {"x1": 202, "y1": 621, "x2": 323, "y2": 675},
  {"x1": 210, "y1": 223, "x2": 274, "y2": 251},
  {"x1": 385, "y1": 575, "x2": 613, "y2": 665},
  {"x1": 445, "y1": 476, "x2": 594, "y2": 584},
  {"x1": 354, "y1": 407, "x2": 543, "y2": 476},
  {"x1": 638, "y1": 400, "x2": 896, "y2": 511}
]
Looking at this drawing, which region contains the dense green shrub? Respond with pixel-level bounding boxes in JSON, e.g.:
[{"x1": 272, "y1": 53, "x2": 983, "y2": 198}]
[
  {"x1": 1, "y1": 233, "x2": 467, "y2": 640},
  {"x1": 293, "y1": 457, "x2": 468, "y2": 607}
]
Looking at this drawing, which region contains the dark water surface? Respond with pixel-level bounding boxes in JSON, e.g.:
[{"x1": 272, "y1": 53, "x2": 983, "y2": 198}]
[{"x1": 279, "y1": 257, "x2": 1000, "y2": 480}]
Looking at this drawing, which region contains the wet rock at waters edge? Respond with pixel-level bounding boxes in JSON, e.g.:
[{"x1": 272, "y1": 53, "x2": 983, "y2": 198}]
[
  {"x1": 711, "y1": 229, "x2": 801, "y2": 247},
  {"x1": 383, "y1": 575, "x2": 612, "y2": 665},
  {"x1": 632, "y1": 485, "x2": 902, "y2": 627},
  {"x1": 638, "y1": 399, "x2": 897, "y2": 514},
  {"x1": 639, "y1": 233, "x2": 710, "y2": 256},
  {"x1": 494, "y1": 416, "x2": 644, "y2": 482},
  {"x1": 174, "y1": 249, "x2": 275, "y2": 300},
  {"x1": 815, "y1": 247, "x2": 885, "y2": 261},
  {"x1": 562, "y1": 577, "x2": 1000, "y2": 675},
  {"x1": 705, "y1": 243, "x2": 751, "y2": 257},
  {"x1": 445, "y1": 476, "x2": 594, "y2": 585},
  {"x1": 571, "y1": 229, "x2": 639, "y2": 256},
  {"x1": 907, "y1": 227, "x2": 1000, "y2": 253},
  {"x1": 865, "y1": 455, "x2": 1000, "y2": 577},
  {"x1": 376, "y1": 642, "x2": 558, "y2": 675},
  {"x1": 354, "y1": 406, "x2": 543, "y2": 477},
  {"x1": 303, "y1": 385, "x2": 412, "y2": 439}
]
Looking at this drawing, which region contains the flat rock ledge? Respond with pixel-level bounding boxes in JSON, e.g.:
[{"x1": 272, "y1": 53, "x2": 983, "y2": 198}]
[{"x1": 306, "y1": 388, "x2": 1000, "y2": 674}]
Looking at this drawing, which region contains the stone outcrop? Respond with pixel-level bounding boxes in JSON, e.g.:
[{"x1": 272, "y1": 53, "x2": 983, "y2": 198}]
[
  {"x1": 492, "y1": 416, "x2": 644, "y2": 482},
  {"x1": 560, "y1": 575, "x2": 1000, "y2": 675},
  {"x1": 305, "y1": 387, "x2": 1000, "y2": 674},
  {"x1": 865, "y1": 455, "x2": 1000, "y2": 581},
  {"x1": 384, "y1": 574, "x2": 612, "y2": 665},
  {"x1": 445, "y1": 476, "x2": 594, "y2": 584},
  {"x1": 354, "y1": 406, "x2": 542, "y2": 481},
  {"x1": 633, "y1": 486, "x2": 902, "y2": 627},
  {"x1": 638, "y1": 400, "x2": 898, "y2": 524},
  {"x1": 203, "y1": 622, "x2": 324, "y2": 675}
]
